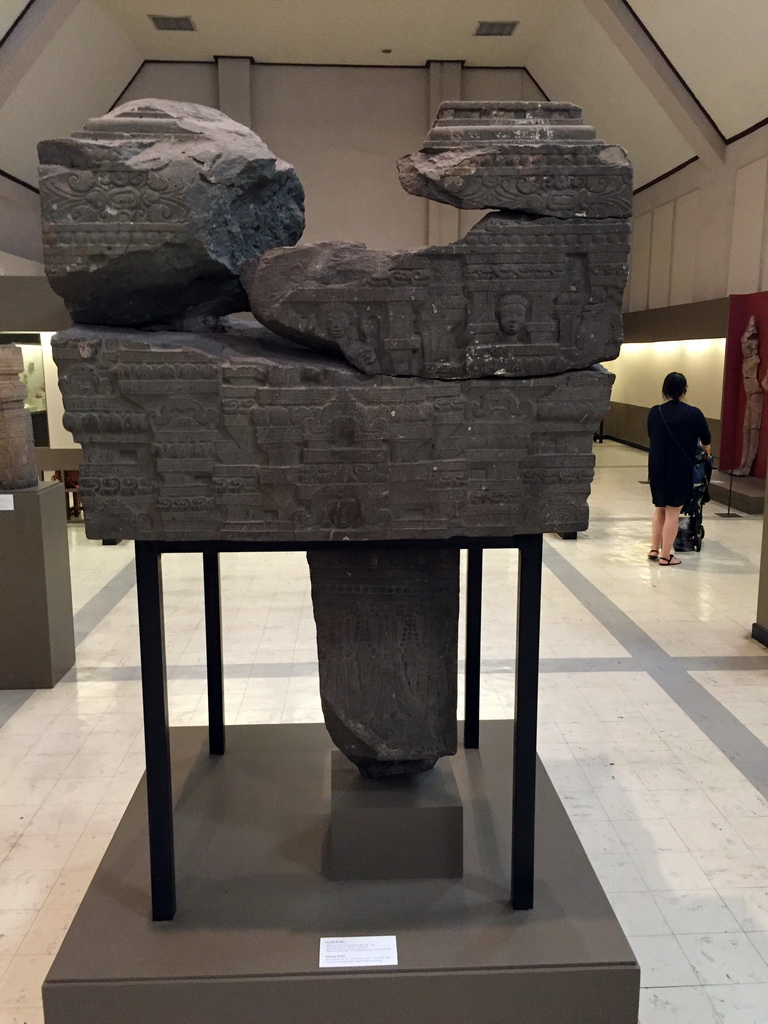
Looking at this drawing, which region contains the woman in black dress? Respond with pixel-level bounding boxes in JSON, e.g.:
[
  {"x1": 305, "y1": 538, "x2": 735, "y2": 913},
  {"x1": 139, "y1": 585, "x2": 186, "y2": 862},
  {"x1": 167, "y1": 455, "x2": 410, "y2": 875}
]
[{"x1": 647, "y1": 372, "x2": 711, "y2": 566}]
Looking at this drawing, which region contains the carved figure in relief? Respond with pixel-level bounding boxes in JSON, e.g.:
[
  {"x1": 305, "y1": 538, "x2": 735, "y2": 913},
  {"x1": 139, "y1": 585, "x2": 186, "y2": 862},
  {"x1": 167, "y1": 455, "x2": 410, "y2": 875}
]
[
  {"x1": 496, "y1": 295, "x2": 531, "y2": 343},
  {"x1": 734, "y1": 316, "x2": 768, "y2": 476}
]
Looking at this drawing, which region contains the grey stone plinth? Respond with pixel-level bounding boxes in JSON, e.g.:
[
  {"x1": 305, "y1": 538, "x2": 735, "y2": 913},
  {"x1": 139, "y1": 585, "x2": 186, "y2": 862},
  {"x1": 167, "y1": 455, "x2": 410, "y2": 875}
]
[
  {"x1": 42, "y1": 723, "x2": 640, "y2": 1024},
  {"x1": 328, "y1": 751, "x2": 463, "y2": 879},
  {"x1": 52, "y1": 321, "x2": 613, "y2": 542},
  {"x1": 0, "y1": 483, "x2": 75, "y2": 688}
]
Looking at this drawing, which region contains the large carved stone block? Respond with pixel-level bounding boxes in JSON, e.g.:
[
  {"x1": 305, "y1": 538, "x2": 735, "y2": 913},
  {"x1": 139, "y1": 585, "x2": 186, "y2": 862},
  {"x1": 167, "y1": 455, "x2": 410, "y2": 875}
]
[
  {"x1": 51, "y1": 321, "x2": 613, "y2": 542},
  {"x1": 308, "y1": 547, "x2": 459, "y2": 777},
  {"x1": 397, "y1": 101, "x2": 632, "y2": 219},
  {"x1": 243, "y1": 213, "x2": 628, "y2": 379},
  {"x1": 0, "y1": 346, "x2": 38, "y2": 491},
  {"x1": 38, "y1": 100, "x2": 304, "y2": 329}
]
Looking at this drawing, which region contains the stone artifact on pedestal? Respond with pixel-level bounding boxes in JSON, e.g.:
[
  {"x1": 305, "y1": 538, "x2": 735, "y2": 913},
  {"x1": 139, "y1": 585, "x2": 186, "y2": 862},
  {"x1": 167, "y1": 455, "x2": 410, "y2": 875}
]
[
  {"x1": 0, "y1": 345, "x2": 38, "y2": 490},
  {"x1": 38, "y1": 99, "x2": 304, "y2": 330},
  {"x1": 46, "y1": 99, "x2": 631, "y2": 778},
  {"x1": 1, "y1": 345, "x2": 76, "y2": 689},
  {"x1": 733, "y1": 315, "x2": 768, "y2": 476}
]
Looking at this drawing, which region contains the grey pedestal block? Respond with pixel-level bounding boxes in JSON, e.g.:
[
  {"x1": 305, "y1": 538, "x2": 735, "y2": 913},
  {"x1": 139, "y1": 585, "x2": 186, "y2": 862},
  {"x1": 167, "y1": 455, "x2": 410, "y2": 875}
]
[
  {"x1": 0, "y1": 482, "x2": 75, "y2": 689},
  {"x1": 328, "y1": 751, "x2": 463, "y2": 880},
  {"x1": 43, "y1": 722, "x2": 640, "y2": 1024}
]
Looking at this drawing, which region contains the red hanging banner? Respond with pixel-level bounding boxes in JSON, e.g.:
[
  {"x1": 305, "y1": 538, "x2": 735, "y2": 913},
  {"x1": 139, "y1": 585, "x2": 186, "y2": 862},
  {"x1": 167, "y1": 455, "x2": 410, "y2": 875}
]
[{"x1": 720, "y1": 292, "x2": 768, "y2": 479}]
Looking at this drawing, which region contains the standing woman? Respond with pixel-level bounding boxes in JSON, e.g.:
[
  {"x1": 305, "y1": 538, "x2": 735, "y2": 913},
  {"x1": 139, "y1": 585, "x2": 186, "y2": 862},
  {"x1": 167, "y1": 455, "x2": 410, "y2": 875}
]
[{"x1": 648, "y1": 372, "x2": 711, "y2": 566}]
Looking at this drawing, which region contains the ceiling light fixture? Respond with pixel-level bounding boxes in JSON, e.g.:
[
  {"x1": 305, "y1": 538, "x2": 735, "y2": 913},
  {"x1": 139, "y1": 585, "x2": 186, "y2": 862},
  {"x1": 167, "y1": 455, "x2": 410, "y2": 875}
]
[
  {"x1": 149, "y1": 15, "x2": 196, "y2": 31},
  {"x1": 474, "y1": 21, "x2": 518, "y2": 37}
]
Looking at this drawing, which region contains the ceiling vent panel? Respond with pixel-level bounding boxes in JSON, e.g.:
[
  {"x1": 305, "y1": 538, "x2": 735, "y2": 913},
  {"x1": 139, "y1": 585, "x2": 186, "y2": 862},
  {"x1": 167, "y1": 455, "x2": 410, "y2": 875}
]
[
  {"x1": 474, "y1": 21, "x2": 518, "y2": 36},
  {"x1": 149, "y1": 15, "x2": 196, "y2": 31}
]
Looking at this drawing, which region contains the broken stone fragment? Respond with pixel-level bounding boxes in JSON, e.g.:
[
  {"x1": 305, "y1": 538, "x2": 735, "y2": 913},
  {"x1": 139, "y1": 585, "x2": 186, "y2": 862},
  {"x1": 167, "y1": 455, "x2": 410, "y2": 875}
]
[
  {"x1": 397, "y1": 100, "x2": 632, "y2": 218},
  {"x1": 38, "y1": 99, "x2": 304, "y2": 329},
  {"x1": 242, "y1": 211, "x2": 629, "y2": 379},
  {"x1": 308, "y1": 547, "x2": 459, "y2": 777}
]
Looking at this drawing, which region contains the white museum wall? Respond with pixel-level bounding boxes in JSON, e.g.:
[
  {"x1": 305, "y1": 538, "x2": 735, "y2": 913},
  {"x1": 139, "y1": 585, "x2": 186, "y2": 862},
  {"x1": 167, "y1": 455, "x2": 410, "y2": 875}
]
[
  {"x1": 249, "y1": 65, "x2": 429, "y2": 249},
  {"x1": 116, "y1": 61, "x2": 219, "y2": 110},
  {"x1": 605, "y1": 338, "x2": 727, "y2": 421},
  {"x1": 0, "y1": 176, "x2": 43, "y2": 261},
  {"x1": 627, "y1": 122, "x2": 768, "y2": 310},
  {"x1": 0, "y1": 0, "x2": 142, "y2": 186}
]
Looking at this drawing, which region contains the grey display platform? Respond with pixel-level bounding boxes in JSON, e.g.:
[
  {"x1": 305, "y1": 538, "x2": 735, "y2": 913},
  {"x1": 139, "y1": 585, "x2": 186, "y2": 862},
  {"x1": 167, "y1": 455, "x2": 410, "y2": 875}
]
[
  {"x1": 709, "y1": 470, "x2": 765, "y2": 514},
  {"x1": 43, "y1": 722, "x2": 640, "y2": 1024},
  {"x1": 0, "y1": 482, "x2": 75, "y2": 688}
]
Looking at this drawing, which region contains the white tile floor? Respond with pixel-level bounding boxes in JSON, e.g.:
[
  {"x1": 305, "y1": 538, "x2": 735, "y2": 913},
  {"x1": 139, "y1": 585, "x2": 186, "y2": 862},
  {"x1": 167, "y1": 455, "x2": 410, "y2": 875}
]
[{"x1": 1, "y1": 440, "x2": 767, "y2": 1023}]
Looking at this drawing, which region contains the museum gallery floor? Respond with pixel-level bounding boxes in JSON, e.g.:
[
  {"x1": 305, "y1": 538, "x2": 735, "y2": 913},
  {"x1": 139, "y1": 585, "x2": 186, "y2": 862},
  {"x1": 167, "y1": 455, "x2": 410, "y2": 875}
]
[{"x1": 0, "y1": 445, "x2": 766, "y2": 1023}]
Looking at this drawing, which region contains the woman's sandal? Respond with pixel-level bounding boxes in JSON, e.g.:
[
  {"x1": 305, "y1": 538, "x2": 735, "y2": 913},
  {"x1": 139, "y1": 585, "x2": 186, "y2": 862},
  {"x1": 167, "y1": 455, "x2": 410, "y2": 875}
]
[
  {"x1": 648, "y1": 549, "x2": 659, "y2": 560},
  {"x1": 658, "y1": 556, "x2": 681, "y2": 566}
]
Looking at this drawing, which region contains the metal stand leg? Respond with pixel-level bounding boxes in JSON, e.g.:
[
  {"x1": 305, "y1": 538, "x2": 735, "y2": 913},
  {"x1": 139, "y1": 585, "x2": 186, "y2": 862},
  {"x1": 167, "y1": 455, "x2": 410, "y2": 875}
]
[
  {"x1": 135, "y1": 542, "x2": 176, "y2": 921},
  {"x1": 511, "y1": 533, "x2": 542, "y2": 909},
  {"x1": 203, "y1": 552, "x2": 225, "y2": 756},
  {"x1": 463, "y1": 547, "x2": 483, "y2": 749}
]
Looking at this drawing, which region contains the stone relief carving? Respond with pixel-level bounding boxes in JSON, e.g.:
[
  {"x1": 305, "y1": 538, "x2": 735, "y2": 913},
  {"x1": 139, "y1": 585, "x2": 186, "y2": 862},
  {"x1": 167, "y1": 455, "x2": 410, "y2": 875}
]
[
  {"x1": 243, "y1": 214, "x2": 629, "y2": 379},
  {"x1": 38, "y1": 99, "x2": 304, "y2": 330},
  {"x1": 52, "y1": 321, "x2": 613, "y2": 544},
  {"x1": 397, "y1": 100, "x2": 632, "y2": 219}
]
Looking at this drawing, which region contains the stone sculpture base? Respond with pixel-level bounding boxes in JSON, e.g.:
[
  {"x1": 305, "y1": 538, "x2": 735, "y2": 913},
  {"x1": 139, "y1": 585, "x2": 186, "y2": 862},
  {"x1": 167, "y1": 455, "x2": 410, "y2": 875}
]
[
  {"x1": 43, "y1": 723, "x2": 640, "y2": 1024},
  {"x1": 328, "y1": 751, "x2": 463, "y2": 880},
  {"x1": 308, "y1": 546, "x2": 459, "y2": 776},
  {"x1": 0, "y1": 483, "x2": 75, "y2": 688},
  {"x1": 709, "y1": 469, "x2": 765, "y2": 514},
  {"x1": 52, "y1": 322, "x2": 612, "y2": 542}
]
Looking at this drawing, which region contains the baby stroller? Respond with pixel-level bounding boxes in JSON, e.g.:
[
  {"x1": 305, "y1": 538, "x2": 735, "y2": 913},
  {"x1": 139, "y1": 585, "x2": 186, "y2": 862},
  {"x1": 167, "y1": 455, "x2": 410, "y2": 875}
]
[{"x1": 674, "y1": 447, "x2": 712, "y2": 553}]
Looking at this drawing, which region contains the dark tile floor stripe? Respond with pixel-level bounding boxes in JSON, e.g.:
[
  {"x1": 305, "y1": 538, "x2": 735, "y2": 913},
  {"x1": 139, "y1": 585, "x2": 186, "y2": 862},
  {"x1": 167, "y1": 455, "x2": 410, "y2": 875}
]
[
  {"x1": 542, "y1": 541, "x2": 768, "y2": 801},
  {"x1": 73, "y1": 560, "x2": 137, "y2": 644}
]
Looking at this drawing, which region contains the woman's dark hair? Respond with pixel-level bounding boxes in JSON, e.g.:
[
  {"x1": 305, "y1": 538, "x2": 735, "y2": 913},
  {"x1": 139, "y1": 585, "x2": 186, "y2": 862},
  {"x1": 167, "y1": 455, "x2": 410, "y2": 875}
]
[{"x1": 662, "y1": 372, "x2": 687, "y2": 402}]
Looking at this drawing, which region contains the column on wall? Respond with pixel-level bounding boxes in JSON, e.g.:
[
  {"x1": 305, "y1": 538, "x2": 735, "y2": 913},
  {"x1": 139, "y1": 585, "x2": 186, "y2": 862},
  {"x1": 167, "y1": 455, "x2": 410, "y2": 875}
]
[
  {"x1": 426, "y1": 60, "x2": 463, "y2": 246},
  {"x1": 215, "y1": 56, "x2": 254, "y2": 127}
]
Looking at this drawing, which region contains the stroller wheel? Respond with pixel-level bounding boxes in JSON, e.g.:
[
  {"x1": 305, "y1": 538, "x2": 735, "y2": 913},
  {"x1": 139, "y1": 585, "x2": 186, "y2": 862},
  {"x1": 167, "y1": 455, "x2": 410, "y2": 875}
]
[{"x1": 695, "y1": 536, "x2": 702, "y2": 552}]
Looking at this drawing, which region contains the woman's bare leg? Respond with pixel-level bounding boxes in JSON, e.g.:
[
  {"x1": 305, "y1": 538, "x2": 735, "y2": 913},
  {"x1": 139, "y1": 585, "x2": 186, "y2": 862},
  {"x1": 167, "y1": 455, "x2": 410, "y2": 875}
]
[
  {"x1": 661, "y1": 505, "x2": 683, "y2": 560},
  {"x1": 651, "y1": 506, "x2": 665, "y2": 553}
]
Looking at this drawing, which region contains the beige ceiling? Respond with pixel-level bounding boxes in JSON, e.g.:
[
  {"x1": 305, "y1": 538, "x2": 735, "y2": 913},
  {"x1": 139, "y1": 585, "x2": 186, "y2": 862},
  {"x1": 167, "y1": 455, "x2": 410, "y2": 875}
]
[
  {"x1": 0, "y1": 0, "x2": 29, "y2": 41},
  {"x1": 630, "y1": 0, "x2": 768, "y2": 139},
  {"x1": 98, "y1": 0, "x2": 556, "y2": 66}
]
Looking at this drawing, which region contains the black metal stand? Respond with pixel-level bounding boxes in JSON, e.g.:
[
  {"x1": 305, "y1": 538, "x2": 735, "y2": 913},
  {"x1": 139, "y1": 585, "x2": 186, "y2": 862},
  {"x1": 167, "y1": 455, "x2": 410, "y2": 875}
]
[
  {"x1": 463, "y1": 548, "x2": 483, "y2": 750},
  {"x1": 511, "y1": 533, "x2": 543, "y2": 909},
  {"x1": 134, "y1": 535, "x2": 544, "y2": 920},
  {"x1": 203, "y1": 552, "x2": 225, "y2": 757},
  {"x1": 134, "y1": 543, "x2": 176, "y2": 922}
]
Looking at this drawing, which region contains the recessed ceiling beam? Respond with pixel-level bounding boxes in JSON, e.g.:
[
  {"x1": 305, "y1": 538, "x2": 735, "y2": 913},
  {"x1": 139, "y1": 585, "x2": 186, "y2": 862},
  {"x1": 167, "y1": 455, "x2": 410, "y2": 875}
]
[{"x1": 581, "y1": 0, "x2": 726, "y2": 167}]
